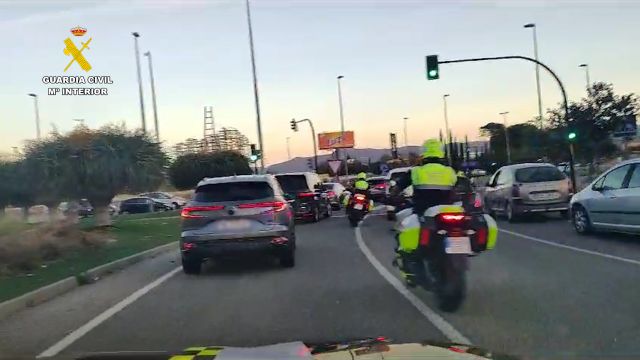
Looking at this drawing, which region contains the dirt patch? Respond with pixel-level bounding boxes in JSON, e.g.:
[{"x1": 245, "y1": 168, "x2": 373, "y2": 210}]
[{"x1": 0, "y1": 219, "x2": 111, "y2": 275}]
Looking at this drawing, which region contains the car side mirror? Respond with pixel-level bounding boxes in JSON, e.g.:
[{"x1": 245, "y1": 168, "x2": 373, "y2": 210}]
[{"x1": 592, "y1": 185, "x2": 603, "y2": 192}]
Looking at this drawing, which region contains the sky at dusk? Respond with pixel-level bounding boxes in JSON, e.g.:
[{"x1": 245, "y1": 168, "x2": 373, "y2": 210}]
[{"x1": 1, "y1": 0, "x2": 639, "y2": 164}]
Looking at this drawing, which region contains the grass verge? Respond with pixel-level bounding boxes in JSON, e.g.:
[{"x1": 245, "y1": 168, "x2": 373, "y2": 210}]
[{"x1": 0, "y1": 214, "x2": 180, "y2": 303}]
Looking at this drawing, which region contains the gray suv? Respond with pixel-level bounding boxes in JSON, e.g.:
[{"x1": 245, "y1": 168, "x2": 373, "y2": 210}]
[
  {"x1": 484, "y1": 163, "x2": 571, "y2": 222},
  {"x1": 180, "y1": 175, "x2": 295, "y2": 274}
]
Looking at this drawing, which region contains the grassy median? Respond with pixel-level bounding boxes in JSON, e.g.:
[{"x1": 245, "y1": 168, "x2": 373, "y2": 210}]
[{"x1": 0, "y1": 212, "x2": 180, "y2": 303}]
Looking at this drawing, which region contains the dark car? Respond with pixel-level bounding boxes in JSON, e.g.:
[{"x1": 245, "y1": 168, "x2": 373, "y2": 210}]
[
  {"x1": 321, "y1": 182, "x2": 346, "y2": 210},
  {"x1": 367, "y1": 176, "x2": 388, "y2": 202},
  {"x1": 119, "y1": 197, "x2": 170, "y2": 214},
  {"x1": 275, "y1": 172, "x2": 332, "y2": 222},
  {"x1": 180, "y1": 175, "x2": 296, "y2": 274}
]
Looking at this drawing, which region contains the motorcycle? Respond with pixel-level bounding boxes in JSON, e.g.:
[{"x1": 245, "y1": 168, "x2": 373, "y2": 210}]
[
  {"x1": 345, "y1": 192, "x2": 370, "y2": 227},
  {"x1": 394, "y1": 192, "x2": 497, "y2": 312}
]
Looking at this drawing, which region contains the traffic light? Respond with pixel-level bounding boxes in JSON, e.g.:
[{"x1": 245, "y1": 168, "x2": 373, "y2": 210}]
[
  {"x1": 426, "y1": 55, "x2": 439, "y2": 80},
  {"x1": 568, "y1": 132, "x2": 577, "y2": 141},
  {"x1": 250, "y1": 144, "x2": 258, "y2": 162},
  {"x1": 290, "y1": 119, "x2": 298, "y2": 132}
]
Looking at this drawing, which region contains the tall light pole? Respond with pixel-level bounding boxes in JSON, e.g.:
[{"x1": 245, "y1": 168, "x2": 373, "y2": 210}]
[
  {"x1": 27, "y1": 93, "x2": 41, "y2": 139},
  {"x1": 403, "y1": 117, "x2": 409, "y2": 156},
  {"x1": 336, "y1": 75, "x2": 348, "y2": 176},
  {"x1": 442, "y1": 94, "x2": 452, "y2": 166},
  {"x1": 286, "y1": 136, "x2": 291, "y2": 160},
  {"x1": 499, "y1": 111, "x2": 512, "y2": 164},
  {"x1": 524, "y1": 23, "x2": 543, "y2": 128},
  {"x1": 144, "y1": 51, "x2": 160, "y2": 142},
  {"x1": 579, "y1": 63, "x2": 591, "y2": 92},
  {"x1": 245, "y1": 0, "x2": 265, "y2": 172},
  {"x1": 132, "y1": 32, "x2": 146, "y2": 133}
]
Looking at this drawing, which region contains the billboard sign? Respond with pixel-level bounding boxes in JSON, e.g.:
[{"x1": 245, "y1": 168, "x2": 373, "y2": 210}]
[
  {"x1": 613, "y1": 115, "x2": 637, "y2": 138},
  {"x1": 318, "y1": 131, "x2": 355, "y2": 149}
]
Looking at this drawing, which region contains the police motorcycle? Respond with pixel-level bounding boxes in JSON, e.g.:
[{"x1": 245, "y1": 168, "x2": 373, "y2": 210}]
[
  {"x1": 343, "y1": 191, "x2": 373, "y2": 227},
  {"x1": 394, "y1": 181, "x2": 498, "y2": 312}
]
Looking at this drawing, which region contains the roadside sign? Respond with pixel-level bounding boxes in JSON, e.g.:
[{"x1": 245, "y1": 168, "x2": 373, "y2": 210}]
[{"x1": 328, "y1": 160, "x2": 342, "y2": 174}]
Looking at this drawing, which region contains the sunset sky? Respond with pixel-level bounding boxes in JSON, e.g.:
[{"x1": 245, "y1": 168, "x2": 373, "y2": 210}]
[{"x1": 1, "y1": 0, "x2": 639, "y2": 164}]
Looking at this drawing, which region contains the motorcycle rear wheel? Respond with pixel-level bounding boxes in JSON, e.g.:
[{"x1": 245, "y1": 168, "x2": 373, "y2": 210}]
[{"x1": 435, "y1": 258, "x2": 466, "y2": 312}]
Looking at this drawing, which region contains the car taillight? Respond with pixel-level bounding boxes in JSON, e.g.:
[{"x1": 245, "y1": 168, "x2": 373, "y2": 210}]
[
  {"x1": 473, "y1": 193, "x2": 482, "y2": 208},
  {"x1": 238, "y1": 201, "x2": 287, "y2": 212},
  {"x1": 297, "y1": 192, "x2": 315, "y2": 198},
  {"x1": 181, "y1": 205, "x2": 224, "y2": 218},
  {"x1": 327, "y1": 191, "x2": 335, "y2": 197},
  {"x1": 374, "y1": 183, "x2": 386, "y2": 189},
  {"x1": 182, "y1": 242, "x2": 196, "y2": 250},
  {"x1": 512, "y1": 184, "x2": 521, "y2": 197}
]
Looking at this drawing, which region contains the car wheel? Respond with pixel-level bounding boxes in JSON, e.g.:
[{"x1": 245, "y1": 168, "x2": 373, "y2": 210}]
[
  {"x1": 279, "y1": 247, "x2": 295, "y2": 268},
  {"x1": 181, "y1": 255, "x2": 202, "y2": 274},
  {"x1": 506, "y1": 202, "x2": 518, "y2": 223},
  {"x1": 572, "y1": 205, "x2": 592, "y2": 235}
]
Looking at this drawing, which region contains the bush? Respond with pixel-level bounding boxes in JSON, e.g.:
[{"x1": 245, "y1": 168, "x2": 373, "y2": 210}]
[{"x1": 168, "y1": 151, "x2": 252, "y2": 190}]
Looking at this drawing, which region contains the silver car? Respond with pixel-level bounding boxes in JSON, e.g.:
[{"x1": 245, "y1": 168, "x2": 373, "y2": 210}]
[
  {"x1": 570, "y1": 159, "x2": 640, "y2": 235},
  {"x1": 484, "y1": 163, "x2": 571, "y2": 222},
  {"x1": 180, "y1": 175, "x2": 295, "y2": 274}
]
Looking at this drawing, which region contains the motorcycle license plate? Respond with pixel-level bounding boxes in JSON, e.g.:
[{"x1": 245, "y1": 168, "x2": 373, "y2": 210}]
[
  {"x1": 445, "y1": 237, "x2": 471, "y2": 254},
  {"x1": 354, "y1": 203, "x2": 364, "y2": 210}
]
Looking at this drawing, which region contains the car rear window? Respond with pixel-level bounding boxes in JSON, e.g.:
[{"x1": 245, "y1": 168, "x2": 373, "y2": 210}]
[
  {"x1": 194, "y1": 181, "x2": 274, "y2": 202},
  {"x1": 515, "y1": 166, "x2": 566, "y2": 183},
  {"x1": 275, "y1": 175, "x2": 309, "y2": 193},
  {"x1": 368, "y1": 178, "x2": 386, "y2": 185}
]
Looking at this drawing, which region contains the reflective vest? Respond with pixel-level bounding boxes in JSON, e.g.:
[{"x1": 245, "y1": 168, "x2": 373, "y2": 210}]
[
  {"x1": 411, "y1": 163, "x2": 457, "y2": 190},
  {"x1": 355, "y1": 179, "x2": 369, "y2": 191}
]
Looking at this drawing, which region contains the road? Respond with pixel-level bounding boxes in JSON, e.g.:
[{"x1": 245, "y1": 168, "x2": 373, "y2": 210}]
[{"x1": 1, "y1": 211, "x2": 640, "y2": 359}]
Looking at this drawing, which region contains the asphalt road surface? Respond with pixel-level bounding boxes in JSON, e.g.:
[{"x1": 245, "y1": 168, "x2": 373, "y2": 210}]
[{"x1": 1, "y1": 210, "x2": 640, "y2": 359}]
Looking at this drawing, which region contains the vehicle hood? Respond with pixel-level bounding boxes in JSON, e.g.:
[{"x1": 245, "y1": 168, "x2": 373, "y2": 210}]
[{"x1": 68, "y1": 339, "x2": 517, "y2": 360}]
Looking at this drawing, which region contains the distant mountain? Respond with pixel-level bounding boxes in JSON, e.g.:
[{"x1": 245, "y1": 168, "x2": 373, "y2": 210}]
[{"x1": 266, "y1": 142, "x2": 488, "y2": 173}]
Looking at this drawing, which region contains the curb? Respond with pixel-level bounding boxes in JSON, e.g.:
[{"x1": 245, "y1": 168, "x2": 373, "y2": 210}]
[{"x1": 0, "y1": 241, "x2": 178, "y2": 322}]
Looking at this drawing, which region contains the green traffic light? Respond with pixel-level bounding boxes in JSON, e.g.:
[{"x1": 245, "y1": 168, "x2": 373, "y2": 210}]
[
  {"x1": 568, "y1": 132, "x2": 576, "y2": 140},
  {"x1": 249, "y1": 154, "x2": 258, "y2": 162},
  {"x1": 428, "y1": 70, "x2": 438, "y2": 77}
]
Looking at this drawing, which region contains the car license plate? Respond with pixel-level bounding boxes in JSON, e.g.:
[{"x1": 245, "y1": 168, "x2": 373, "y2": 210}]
[
  {"x1": 216, "y1": 219, "x2": 251, "y2": 231},
  {"x1": 354, "y1": 203, "x2": 363, "y2": 210},
  {"x1": 445, "y1": 237, "x2": 471, "y2": 254},
  {"x1": 531, "y1": 192, "x2": 560, "y2": 201}
]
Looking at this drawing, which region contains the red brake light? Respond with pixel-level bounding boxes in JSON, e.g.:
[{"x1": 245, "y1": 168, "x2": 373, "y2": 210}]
[
  {"x1": 297, "y1": 192, "x2": 315, "y2": 198},
  {"x1": 439, "y1": 213, "x2": 465, "y2": 223},
  {"x1": 181, "y1": 205, "x2": 224, "y2": 218},
  {"x1": 473, "y1": 193, "x2": 482, "y2": 208},
  {"x1": 354, "y1": 194, "x2": 367, "y2": 203},
  {"x1": 476, "y1": 227, "x2": 487, "y2": 245},
  {"x1": 327, "y1": 191, "x2": 335, "y2": 197},
  {"x1": 419, "y1": 228, "x2": 430, "y2": 246},
  {"x1": 238, "y1": 201, "x2": 287, "y2": 212},
  {"x1": 374, "y1": 183, "x2": 386, "y2": 189}
]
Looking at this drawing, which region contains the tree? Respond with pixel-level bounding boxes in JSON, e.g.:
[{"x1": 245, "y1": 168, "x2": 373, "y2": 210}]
[
  {"x1": 169, "y1": 151, "x2": 251, "y2": 190},
  {"x1": 66, "y1": 126, "x2": 167, "y2": 225},
  {"x1": 0, "y1": 162, "x2": 17, "y2": 215}
]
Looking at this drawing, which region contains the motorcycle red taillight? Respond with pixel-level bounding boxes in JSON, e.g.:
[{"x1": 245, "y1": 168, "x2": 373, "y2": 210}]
[
  {"x1": 476, "y1": 227, "x2": 487, "y2": 245},
  {"x1": 419, "y1": 228, "x2": 430, "y2": 246},
  {"x1": 438, "y1": 213, "x2": 466, "y2": 224},
  {"x1": 354, "y1": 194, "x2": 367, "y2": 203}
]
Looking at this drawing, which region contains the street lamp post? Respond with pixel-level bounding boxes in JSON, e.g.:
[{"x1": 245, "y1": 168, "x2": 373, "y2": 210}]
[
  {"x1": 132, "y1": 32, "x2": 146, "y2": 133},
  {"x1": 246, "y1": 0, "x2": 265, "y2": 172},
  {"x1": 403, "y1": 117, "x2": 409, "y2": 157},
  {"x1": 524, "y1": 23, "x2": 543, "y2": 128},
  {"x1": 336, "y1": 75, "x2": 348, "y2": 176},
  {"x1": 27, "y1": 93, "x2": 41, "y2": 139},
  {"x1": 579, "y1": 63, "x2": 591, "y2": 92},
  {"x1": 499, "y1": 111, "x2": 512, "y2": 164},
  {"x1": 442, "y1": 94, "x2": 452, "y2": 166},
  {"x1": 144, "y1": 51, "x2": 160, "y2": 142},
  {"x1": 286, "y1": 136, "x2": 291, "y2": 160}
]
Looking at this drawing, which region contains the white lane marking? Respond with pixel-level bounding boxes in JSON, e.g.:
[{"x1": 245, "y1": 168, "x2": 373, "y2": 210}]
[
  {"x1": 354, "y1": 224, "x2": 471, "y2": 344},
  {"x1": 38, "y1": 267, "x2": 181, "y2": 358},
  {"x1": 500, "y1": 229, "x2": 640, "y2": 266}
]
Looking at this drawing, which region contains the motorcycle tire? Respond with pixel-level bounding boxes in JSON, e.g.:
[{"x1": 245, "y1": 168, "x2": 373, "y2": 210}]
[
  {"x1": 349, "y1": 216, "x2": 359, "y2": 227},
  {"x1": 435, "y1": 258, "x2": 466, "y2": 312}
]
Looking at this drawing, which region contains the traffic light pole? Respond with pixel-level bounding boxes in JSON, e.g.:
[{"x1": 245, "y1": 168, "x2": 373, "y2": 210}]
[
  {"x1": 437, "y1": 55, "x2": 576, "y2": 192},
  {"x1": 293, "y1": 118, "x2": 318, "y2": 171}
]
